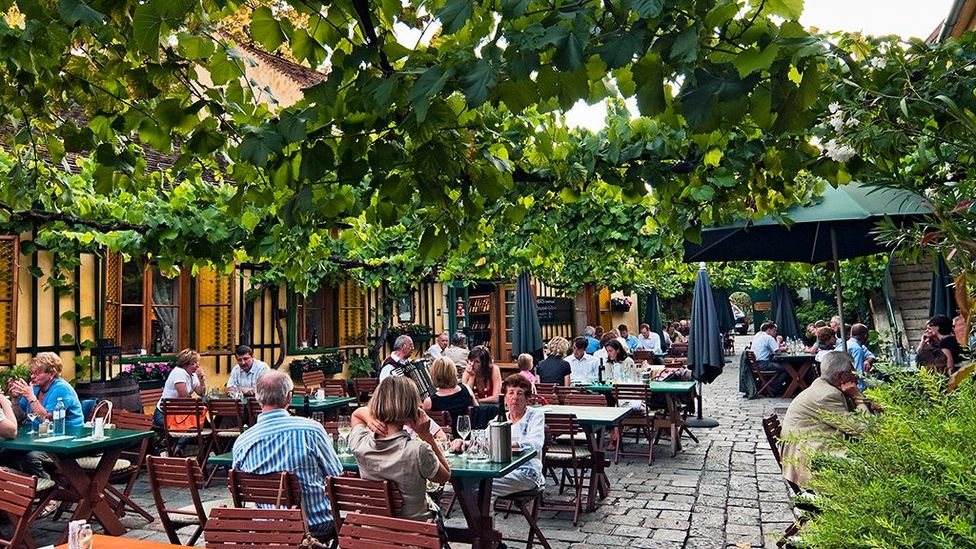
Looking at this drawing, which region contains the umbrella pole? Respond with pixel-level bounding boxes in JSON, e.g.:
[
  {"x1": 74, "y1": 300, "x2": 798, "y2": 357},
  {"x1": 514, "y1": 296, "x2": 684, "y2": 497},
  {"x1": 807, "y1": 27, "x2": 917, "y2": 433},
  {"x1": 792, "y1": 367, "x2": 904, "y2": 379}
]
[
  {"x1": 685, "y1": 381, "x2": 719, "y2": 428},
  {"x1": 830, "y1": 226, "x2": 847, "y2": 342}
]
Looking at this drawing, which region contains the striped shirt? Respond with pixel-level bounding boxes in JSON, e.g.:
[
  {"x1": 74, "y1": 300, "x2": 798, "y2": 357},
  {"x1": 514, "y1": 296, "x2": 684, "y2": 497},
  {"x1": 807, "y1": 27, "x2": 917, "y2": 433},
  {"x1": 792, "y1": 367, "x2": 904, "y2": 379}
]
[{"x1": 232, "y1": 409, "x2": 342, "y2": 531}]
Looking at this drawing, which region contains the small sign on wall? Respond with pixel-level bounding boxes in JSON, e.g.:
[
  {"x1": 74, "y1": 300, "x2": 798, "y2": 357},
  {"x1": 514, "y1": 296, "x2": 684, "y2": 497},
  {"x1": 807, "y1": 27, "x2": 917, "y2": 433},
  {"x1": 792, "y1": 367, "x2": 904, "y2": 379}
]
[
  {"x1": 754, "y1": 301, "x2": 771, "y2": 311},
  {"x1": 537, "y1": 297, "x2": 573, "y2": 324}
]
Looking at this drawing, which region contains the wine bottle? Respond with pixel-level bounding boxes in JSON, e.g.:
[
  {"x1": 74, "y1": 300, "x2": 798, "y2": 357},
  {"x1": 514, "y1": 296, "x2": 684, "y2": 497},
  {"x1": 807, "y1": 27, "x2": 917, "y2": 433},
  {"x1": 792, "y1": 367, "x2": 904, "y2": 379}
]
[
  {"x1": 598, "y1": 358, "x2": 604, "y2": 384},
  {"x1": 311, "y1": 328, "x2": 319, "y2": 348},
  {"x1": 497, "y1": 382, "x2": 506, "y2": 421}
]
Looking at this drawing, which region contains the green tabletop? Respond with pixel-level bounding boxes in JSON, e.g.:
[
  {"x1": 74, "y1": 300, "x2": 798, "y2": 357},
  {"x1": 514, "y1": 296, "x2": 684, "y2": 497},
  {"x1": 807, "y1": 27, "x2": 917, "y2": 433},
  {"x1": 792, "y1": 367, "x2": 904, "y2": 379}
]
[
  {"x1": 0, "y1": 426, "x2": 150, "y2": 457},
  {"x1": 585, "y1": 380, "x2": 697, "y2": 393},
  {"x1": 288, "y1": 396, "x2": 355, "y2": 413},
  {"x1": 210, "y1": 452, "x2": 233, "y2": 467},
  {"x1": 339, "y1": 449, "x2": 536, "y2": 479},
  {"x1": 536, "y1": 405, "x2": 630, "y2": 427}
]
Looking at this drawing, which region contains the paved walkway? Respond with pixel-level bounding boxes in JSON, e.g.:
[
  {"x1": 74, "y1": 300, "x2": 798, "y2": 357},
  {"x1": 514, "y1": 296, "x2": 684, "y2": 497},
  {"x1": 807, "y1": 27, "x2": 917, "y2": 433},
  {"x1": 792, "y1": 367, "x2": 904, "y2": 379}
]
[{"x1": 31, "y1": 335, "x2": 799, "y2": 548}]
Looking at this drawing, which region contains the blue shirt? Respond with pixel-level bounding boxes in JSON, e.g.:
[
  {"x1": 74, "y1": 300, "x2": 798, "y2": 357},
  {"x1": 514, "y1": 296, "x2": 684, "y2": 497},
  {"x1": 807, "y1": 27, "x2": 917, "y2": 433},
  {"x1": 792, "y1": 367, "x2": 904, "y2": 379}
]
[
  {"x1": 847, "y1": 338, "x2": 868, "y2": 390},
  {"x1": 232, "y1": 409, "x2": 342, "y2": 531},
  {"x1": 585, "y1": 337, "x2": 601, "y2": 354},
  {"x1": 752, "y1": 332, "x2": 779, "y2": 362},
  {"x1": 624, "y1": 335, "x2": 639, "y2": 351},
  {"x1": 19, "y1": 377, "x2": 83, "y2": 428}
]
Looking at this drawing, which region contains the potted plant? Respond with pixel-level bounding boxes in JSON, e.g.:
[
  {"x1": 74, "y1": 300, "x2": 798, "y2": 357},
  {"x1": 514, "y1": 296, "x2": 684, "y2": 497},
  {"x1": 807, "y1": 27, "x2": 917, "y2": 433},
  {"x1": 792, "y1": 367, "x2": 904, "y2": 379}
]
[
  {"x1": 289, "y1": 351, "x2": 345, "y2": 382},
  {"x1": 386, "y1": 323, "x2": 432, "y2": 344},
  {"x1": 610, "y1": 296, "x2": 633, "y2": 312},
  {"x1": 118, "y1": 361, "x2": 174, "y2": 390}
]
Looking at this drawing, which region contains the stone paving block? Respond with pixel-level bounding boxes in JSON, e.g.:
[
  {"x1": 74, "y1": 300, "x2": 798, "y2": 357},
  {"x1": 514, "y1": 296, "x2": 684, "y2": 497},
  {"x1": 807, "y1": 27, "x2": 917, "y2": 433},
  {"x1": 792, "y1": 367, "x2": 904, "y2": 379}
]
[
  {"x1": 651, "y1": 528, "x2": 688, "y2": 542},
  {"x1": 614, "y1": 525, "x2": 655, "y2": 538}
]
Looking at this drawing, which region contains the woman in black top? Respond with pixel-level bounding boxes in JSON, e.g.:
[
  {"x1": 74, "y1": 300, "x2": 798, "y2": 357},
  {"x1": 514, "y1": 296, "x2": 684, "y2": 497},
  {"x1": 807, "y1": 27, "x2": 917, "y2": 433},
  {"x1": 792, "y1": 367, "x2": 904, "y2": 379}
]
[
  {"x1": 537, "y1": 337, "x2": 572, "y2": 386},
  {"x1": 423, "y1": 357, "x2": 477, "y2": 438}
]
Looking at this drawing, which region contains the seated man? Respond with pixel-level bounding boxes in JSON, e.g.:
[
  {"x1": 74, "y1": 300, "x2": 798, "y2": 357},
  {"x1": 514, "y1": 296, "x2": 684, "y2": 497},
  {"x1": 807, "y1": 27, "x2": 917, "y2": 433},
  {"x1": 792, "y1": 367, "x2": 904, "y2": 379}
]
[
  {"x1": 226, "y1": 345, "x2": 270, "y2": 396},
  {"x1": 814, "y1": 326, "x2": 840, "y2": 363},
  {"x1": 380, "y1": 335, "x2": 414, "y2": 381},
  {"x1": 752, "y1": 322, "x2": 790, "y2": 395},
  {"x1": 442, "y1": 333, "x2": 470, "y2": 376},
  {"x1": 635, "y1": 323, "x2": 662, "y2": 354},
  {"x1": 846, "y1": 324, "x2": 875, "y2": 389},
  {"x1": 780, "y1": 352, "x2": 875, "y2": 487},
  {"x1": 232, "y1": 371, "x2": 343, "y2": 541},
  {"x1": 566, "y1": 337, "x2": 598, "y2": 384}
]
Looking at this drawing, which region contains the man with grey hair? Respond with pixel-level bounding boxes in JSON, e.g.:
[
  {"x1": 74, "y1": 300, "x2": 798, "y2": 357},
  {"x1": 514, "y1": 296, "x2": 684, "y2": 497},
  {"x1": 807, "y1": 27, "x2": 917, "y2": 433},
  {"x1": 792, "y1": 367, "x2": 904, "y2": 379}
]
[
  {"x1": 380, "y1": 334, "x2": 414, "y2": 380},
  {"x1": 583, "y1": 325, "x2": 600, "y2": 354},
  {"x1": 779, "y1": 351, "x2": 875, "y2": 487},
  {"x1": 425, "y1": 331, "x2": 450, "y2": 360},
  {"x1": 442, "y1": 333, "x2": 470, "y2": 373},
  {"x1": 232, "y1": 371, "x2": 342, "y2": 541}
]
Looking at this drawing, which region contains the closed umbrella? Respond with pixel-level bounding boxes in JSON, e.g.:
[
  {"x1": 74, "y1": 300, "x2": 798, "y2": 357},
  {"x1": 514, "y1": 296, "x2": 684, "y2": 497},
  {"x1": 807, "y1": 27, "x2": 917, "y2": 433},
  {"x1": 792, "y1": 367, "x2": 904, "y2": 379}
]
[
  {"x1": 645, "y1": 289, "x2": 665, "y2": 346},
  {"x1": 712, "y1": 287, "x2": 735, "y2": 335},
  {"x1": 684, "y1": 183, "x2": 929, "y2": 342},
  {"x1": 512, "y1": 273, "x2": 544, "y2": 361},
  {"x1": 770, "y1": 285, "x2": 802, "y2": 340},
  {"x1": 929, "y1": 253, "x2": 957, "y2": 318},
  {"x1": 687, "y1": 263, "x2": 725, "y2": 428}
]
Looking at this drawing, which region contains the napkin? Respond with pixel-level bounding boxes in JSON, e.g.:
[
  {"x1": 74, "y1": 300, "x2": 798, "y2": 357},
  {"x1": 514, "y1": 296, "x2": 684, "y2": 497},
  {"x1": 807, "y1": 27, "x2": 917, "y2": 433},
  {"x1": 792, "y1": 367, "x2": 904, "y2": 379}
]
[{"x1": 35, "y1": 435, "x2": 75, "y2": 443}]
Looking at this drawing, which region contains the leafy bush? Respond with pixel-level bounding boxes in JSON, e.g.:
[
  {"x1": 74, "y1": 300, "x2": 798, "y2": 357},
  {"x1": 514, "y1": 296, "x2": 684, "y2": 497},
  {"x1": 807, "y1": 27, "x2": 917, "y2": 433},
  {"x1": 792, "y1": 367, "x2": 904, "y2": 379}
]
[
  {"x1": 0, "y1": 364, "x2": 29, "y2": 389},
  {"x1": 796, "y1": 372, "x2": 976, "y2": 548},
  {"x1": 795, "y1": 300, "x2": 835, "y2": 330},
  {"x1": 347, "y1": 355, "x2": 376, "y2": 379},
  {"x1": 387, "y1": 323, "x2": 431, "y2": 340}
]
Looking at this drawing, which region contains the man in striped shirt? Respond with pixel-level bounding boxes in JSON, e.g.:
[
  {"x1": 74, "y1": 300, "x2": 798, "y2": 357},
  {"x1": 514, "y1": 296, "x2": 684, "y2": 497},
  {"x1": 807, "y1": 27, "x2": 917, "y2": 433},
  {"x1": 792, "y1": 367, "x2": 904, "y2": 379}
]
[{"x1": 233, "y1": 371, "x2": 343, "y2": 540}]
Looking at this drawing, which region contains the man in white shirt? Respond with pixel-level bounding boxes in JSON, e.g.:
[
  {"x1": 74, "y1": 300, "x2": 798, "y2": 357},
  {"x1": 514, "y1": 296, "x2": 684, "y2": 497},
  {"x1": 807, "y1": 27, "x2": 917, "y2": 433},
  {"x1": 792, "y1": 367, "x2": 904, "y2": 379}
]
[
  {"x1": 635, "y1": 323, "x2": 662, "y2": 353},
  {"x1": 752, "y1": 322, "x2": 789, "y2": 395},
  {"x1": 425, "y1": 331, "x2": 449, "y2": 360},
  {"x1": 227, "y1": 345, "x2": 270, "y2": 395},
  {"x1": 379, "y1": 335, "x2": 414, "y2": 380},
  {"x1": 567, "y1": 337, "x2": 598, "y2": 384}
]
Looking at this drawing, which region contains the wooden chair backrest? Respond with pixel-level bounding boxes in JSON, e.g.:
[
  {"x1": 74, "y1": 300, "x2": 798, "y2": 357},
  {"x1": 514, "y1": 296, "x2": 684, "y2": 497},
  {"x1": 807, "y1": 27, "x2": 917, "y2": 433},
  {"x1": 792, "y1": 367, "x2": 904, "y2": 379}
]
[
  {"x1": 322, "y1": 421, "x2": 340, "y2": 439},
  {"x1": 322, "y1": 379, "x2": 348, "y2": 397},
  {"x1": 146, "y1": 456, "x2": 207, "y2": 528},
  {"x1": 0, "y1": 468, "x2": 37, "y2": 549},
  {"x1": 227, "y1": 470, "x2": 303, "y2": 509},
  {"x1": 302, "y1": 370, "x2": 326, "y2": 389},
  {"x1": 534, "y1": 383, "x2": 559, "y2": 404},
  {"x1": 746, "y1": 349, "x2": 758, "y2": 367},
  {"x1": 563, "y1": 393, "x2": 607, "y2": 407},
  {"x1": 205, "y1": 507, "x2": 308, "y2": 549},
  {"x1": 161, "y1": 397, "x2": 205, "y2": 418},
  {"x1": 338, "y1": 511, "x2": 440, "y2": 549},
  {"x1": 208, "y1": 400, "x2": 245, "y2": 433},
  {"x1": 246, "y1": 398, "x2": 262, "y2": 423},
  {"x1": 326, "y1": 475, "x2": 398, "y2": 532},
  {"x1": 612, "y1": 384, "x2": 650, "y2": 403},
  {"x1": 554, "y1": 386, "x2": 583, "y2": 404},
  {"x1": 352, "y1": 378, "x2": 379, "y2": 405},
  {"x1": 669, "y1": 343, "x2": 689, "y2": 358},
  {"x1": 633, "y1": 350, "x2": 657, "y2": 364},
  {"x1": 112, "y1": 409, "x2": 154, "y2": 431},
  {"x1": 426, "y1": 410, "x2": 452, "y2": 438},
  {"x1": 543, "y1": 412, "x2": 580, "y2": 439},
  {"x1": 140, "y1": 388, "x2": 164, "y2": 409},
  {"x1": 762, "y1": 414, "x2": 783, "y2": 466}
]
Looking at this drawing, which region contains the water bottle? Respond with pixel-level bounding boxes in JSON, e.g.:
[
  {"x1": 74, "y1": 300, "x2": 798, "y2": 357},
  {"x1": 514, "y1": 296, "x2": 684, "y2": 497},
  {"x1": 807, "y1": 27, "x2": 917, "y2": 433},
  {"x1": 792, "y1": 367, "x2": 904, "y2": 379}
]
[{"x1": 53, "y1": 398, "x2": 66, "y2": 436}]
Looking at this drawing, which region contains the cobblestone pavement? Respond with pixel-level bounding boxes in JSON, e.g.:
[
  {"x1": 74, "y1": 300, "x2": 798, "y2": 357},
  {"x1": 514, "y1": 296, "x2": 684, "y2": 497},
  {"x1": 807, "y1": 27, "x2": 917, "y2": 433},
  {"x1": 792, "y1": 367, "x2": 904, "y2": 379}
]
[{"x1": 30, "y1": 335, "x2": 799, "y2": 548}]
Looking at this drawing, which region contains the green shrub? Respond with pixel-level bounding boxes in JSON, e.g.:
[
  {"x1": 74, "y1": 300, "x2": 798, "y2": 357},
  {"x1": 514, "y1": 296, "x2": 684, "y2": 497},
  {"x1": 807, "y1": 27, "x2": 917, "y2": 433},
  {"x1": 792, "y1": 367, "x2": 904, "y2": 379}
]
[
  {"x1": 797, "y1": 372, "x2": 976, "y2": 548},
  {"x1": 795, "y1": 300, "x2": 835, "y2": 331}
]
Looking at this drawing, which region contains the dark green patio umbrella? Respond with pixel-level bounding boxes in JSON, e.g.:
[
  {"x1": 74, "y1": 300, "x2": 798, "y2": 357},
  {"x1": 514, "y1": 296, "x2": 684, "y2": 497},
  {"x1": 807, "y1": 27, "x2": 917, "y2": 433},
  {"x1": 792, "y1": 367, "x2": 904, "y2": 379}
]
[
  {"x1": 712, "y1": 287, "x2": 735, "y2": 334},
  {"x1": 770, "y1": 285, "x2": 802, "y2": 340},
  {"x1": 645, "y1": 289, "x2": 665, "y2": 345},
  {"x1": 512, "y1": 272, "x2": 544, "y2": 360},
  {"x1": 929, "y1": 253, "x2": 957, "y2": 318},
  {"x1": 684, "y1": 183, "x2": 929, "y2": 342},
  {"x1": 687, "y1": 263, "x2": 724, "y2": 427}
]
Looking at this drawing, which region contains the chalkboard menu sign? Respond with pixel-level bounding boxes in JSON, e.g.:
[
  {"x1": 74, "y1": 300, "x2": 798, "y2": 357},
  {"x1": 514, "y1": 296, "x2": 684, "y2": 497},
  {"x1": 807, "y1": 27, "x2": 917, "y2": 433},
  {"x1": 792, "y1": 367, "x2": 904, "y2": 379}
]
[{"x1": 536, "y1": 297, "x2": 573, "y2": 324}]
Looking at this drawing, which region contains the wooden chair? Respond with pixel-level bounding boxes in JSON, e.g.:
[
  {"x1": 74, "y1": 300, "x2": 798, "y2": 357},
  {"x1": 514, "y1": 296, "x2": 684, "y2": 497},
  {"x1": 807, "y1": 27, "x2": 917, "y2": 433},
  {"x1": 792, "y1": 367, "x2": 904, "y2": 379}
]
[
  {"x1": 205, "y1": 507, "x2": 309, "y2": 549},
  {"x1": 633, "y1": 350, "x2": 658, "y2": 365},
  {"x1": 147, "y1": 456, "x2": 233, "y2": 545},
  {"x1": 325, "y1": 475, "x2": 400, "y2": 533},
  {"x1": 669, "y1": 343, "x2": 689, "y2": 358},
  {"x1": 563, "y1": 393, "x2": 608, "y2": 407},
  {"x1": 228, "y1": 470, "x2": 303, "y2": 509},
  {"x1": 76, "y1": 409, "x2": 155, "y2": 521},
  {"x1": 763, "y1": 414, "x2": 817, "y2": 546},
  {"x1": 352, "y1": 378, "x2": 379, "y2": 407},
  {"x1": 748, "y1": 349, "x2": 779, "y2": 397},
  {"x1": 0, "y1": 468, "x2": 39, "y2": 549},
  {"x1": 554, "y1": 386, "x2": 583, "y2": 404},
  {"x1": 302, "y1": 370, "x2": 326, "y2": 390},
  {"x1": 495, "y1": 487, "x2": 552, "y2": 549},
  {"x1": 245, "y1": 397, "x2": 263, "y2": 426},
  {"x1": 337, "y1": 511, "x2": 440, "y2": 549},
  {"x1": 208, "y1": 399, "x2": 246, "y2": 453},
  {"x1": 160, "y1": 397, "x2": 213, "y2": 464},
  {"x1": 611, "y1": 384, "x2": 655, "y2": 464},
  {"x1": 140, "y1": 387, "x2": 164, "y2": 413},
  {"x1": 534, "y1": 383, "x2": 559, "y2": 404},
  {"x1": 540, "y1": 413, "x2": 591, "y2": 525},
  {"x1": 322, "y1": 378, "x2": 348, "y2": 398},
  {"x1": 426, "y1": 409, "x2": 453, "y2": 438}
]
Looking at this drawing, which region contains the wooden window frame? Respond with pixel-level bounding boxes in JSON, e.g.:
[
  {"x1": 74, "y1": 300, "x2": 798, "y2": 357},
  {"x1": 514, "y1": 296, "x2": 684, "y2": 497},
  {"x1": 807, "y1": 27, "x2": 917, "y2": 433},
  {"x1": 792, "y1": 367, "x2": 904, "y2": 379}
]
[
  {"x1": 0, "y1": 236, "x2": 18, "y2": 367},
  {"x1": 105, "y1": 254, "x2": 187, "y2": 356}
]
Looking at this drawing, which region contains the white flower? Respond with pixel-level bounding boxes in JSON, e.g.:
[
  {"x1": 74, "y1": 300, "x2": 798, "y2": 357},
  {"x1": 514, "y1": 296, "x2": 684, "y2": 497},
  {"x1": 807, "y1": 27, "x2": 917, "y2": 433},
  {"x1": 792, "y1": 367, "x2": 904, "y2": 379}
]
[
  {"x1": 166, "y1": 33, "x2": 178, "y2": 48},
  {"x1": 828, "y1": 102, "x2": 841, "y2": 114},
  {"x1": 825, "y1": 139, "x2": 855, "y2": 162},
  {"x1": 845, "y1": 116, "x2": 860, "y2": 128},
  {"x1": 870, "y1": 57, "x2": 885, "y2": 69},
  {"x1": 828, "y1": 114, "x2": 845, "y2": 133}
]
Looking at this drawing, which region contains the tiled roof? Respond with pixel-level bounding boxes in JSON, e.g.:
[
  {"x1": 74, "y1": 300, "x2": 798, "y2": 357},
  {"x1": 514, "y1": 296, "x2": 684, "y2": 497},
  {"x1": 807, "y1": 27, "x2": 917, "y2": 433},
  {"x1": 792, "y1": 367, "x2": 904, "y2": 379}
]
[{"x1": 235, "y1": 41, "x2": 328, "y2": 88}]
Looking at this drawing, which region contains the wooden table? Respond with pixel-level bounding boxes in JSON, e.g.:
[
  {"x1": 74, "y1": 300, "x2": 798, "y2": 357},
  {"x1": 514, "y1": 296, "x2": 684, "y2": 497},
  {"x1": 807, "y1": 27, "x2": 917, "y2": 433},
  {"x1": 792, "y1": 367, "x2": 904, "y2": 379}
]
[
  {"x1": 339, "y1": 450, "x2": 536, "y2": 549},
  {"x1": 288, "y1": 395, "x2": 354, "y2": 417},
  {"x1": 0, "y1": 426, "x2": 151, "y2": 541},
  {"x1": 536, "y1": 404, "x2": 630, "y2": 512},
  {"x1": 773, "y1": 355, "x2": 817, "y2": 397},
  {"x1": 585, "y1": 381, "x2": 698, "y2": 455},
  {"x1": 56, "y1": 534, "x2": 192, "y2": 548}
]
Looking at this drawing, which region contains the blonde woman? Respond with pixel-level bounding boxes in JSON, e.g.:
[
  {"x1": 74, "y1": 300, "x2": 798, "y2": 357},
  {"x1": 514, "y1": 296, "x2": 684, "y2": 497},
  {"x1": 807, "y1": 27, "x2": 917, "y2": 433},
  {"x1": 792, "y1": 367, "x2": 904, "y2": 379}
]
[
  {"x1": 423, "y1": 357, "x2": 477, "y2": 439},
  {"x1": 154, "y1": 349, "x2": 206, "y2": 428},
  {"x1": 537, "y1": 337, "x2": 572, "y2": 386},
  {"x1": 350, "y1": 376, "x2": 451, "y2": 522}
]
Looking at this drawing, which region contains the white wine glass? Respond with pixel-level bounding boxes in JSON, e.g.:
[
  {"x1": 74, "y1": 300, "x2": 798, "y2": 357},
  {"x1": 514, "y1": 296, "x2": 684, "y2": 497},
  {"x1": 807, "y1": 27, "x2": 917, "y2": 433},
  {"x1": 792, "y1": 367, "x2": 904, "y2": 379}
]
[
  {"x1": 337, "y1": 415, "x2": 352, "y2": 456},
  {"x1": 26, "y1": 411, "x2": 38, "y2": 436},
  {"x1": 455, "y1": 414, "x2": 471, "y2": 453}
]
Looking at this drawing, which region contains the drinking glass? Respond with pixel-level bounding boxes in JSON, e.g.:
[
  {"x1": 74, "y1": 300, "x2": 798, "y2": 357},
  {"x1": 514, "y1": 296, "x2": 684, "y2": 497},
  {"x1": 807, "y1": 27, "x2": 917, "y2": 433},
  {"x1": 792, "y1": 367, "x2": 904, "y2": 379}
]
[
  {"x1": 26, "y1": 412, "x2": 38, "y2": 436},
  {"x1": 466, "y1": 429, "x2": 489, "y2": 462},
  {"x1": 455, "y1": 414, "x2": 471, "y2": 449},
  {"x1": 337, "y1": 415, "x2": 352, "y2": 456}
]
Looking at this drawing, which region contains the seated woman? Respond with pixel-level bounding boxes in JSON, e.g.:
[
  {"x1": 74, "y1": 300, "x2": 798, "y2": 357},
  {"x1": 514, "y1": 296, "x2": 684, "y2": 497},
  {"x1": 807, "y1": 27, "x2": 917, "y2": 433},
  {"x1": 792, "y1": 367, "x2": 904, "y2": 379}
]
[
  {"x1": 462, "y1": 345, "x2": 503, "y2": 405},
  {"x1": 350, "y1": 376, "x2": 451, "y2": 522},
  {"x1": 536, "y1": 338, "x2": 572, "y2": 386},
  {"x1": 154, "y1": 349, "x2": 207, "y2": 428},
  {"x1": 423, "y1": 357, "x2": 477, "y2": 438},
  {"x1": 490, "y1": 375, "x2": 545, "y2": 497},
  {"x1": 604, "y1": 339, "x2": 635, "y2": 382}
]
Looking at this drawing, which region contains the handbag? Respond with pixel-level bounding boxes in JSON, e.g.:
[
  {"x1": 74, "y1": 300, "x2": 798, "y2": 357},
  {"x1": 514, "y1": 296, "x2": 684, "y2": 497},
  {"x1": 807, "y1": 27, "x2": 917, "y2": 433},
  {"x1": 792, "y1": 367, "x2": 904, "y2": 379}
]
[{"x1": 165, "y1": 407, "x2": 208, "y2": 431}]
